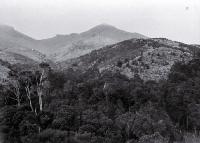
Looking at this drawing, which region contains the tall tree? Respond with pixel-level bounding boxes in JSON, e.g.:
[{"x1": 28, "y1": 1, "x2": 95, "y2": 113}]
[{"x1": 36, "y1": 62, "x2": 51, "y2": 112}]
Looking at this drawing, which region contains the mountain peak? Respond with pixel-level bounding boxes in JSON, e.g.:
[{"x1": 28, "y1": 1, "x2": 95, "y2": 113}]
[
  {"x1": 95, "y1": 23, "x2": 116, "y2": 28},
  {"x1": 81, "y1": 24, "x2": 124, "y2": 37},
  {"x1": 89, "y1": 23, "x2": 117, "y2": 31},
  {"x1": 80, "y1": 23, "x2": 147, "y2": 40}
]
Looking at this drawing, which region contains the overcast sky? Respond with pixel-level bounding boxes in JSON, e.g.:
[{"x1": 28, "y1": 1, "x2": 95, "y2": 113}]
[{"x1": 0, "y1": 0, "x2": 199, "y2": 44}]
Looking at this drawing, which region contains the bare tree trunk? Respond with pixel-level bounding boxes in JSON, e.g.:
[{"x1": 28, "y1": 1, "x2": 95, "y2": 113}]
[
  {"x1": 15, "y1": 84, "x2": 21, "y2": 107},
  {"x1": 38, "y1": 89, "x2": 43, "y2": 111},
  {"x1": 37, "y1": 70, "x2": 45, "y2": 112},
  {"x1": 25, "y1": 85, "x2": 34, "y2": 112}
]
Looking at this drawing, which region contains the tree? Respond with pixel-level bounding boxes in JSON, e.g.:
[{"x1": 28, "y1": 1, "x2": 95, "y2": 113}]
[
  {"x1": 24, "y1": 79, "x2": 34, "y2": 112},
  {"x1": 36, "y1": 62, "x2": 51, "y2": 112},
  {"x1": 7, "y1": 80, "x2": 21, "y2": 107}
]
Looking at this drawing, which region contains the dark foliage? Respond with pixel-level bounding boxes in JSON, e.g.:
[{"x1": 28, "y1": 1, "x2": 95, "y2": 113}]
[{"x1": 1, "y1": 58, "x2": 200, "y2": 143}]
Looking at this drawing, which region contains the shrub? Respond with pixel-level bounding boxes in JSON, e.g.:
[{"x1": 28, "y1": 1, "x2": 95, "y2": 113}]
[
  {"x1": 38, "y1": 111, "x2": 54, "y2": 129},
  {"x1": 138, "y1": 132, "x2": 168, "y2": 143},
  {"x1": 37, "y1": 129, "x2": 68, "y2": 143},
  {"x1": 51, "y1": 118, "x2": 68, "y2": 130},
  {"x1": 116, "y1": 60, "x2": 123, "y2": 68},
  {"x1": 19, "y1": 120, "x2": 39, "y2": 136}
]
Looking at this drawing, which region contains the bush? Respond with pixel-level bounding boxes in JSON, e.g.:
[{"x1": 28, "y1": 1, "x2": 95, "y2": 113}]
[
  {"x1": 138, "y1": 132, "x2": 168, "y2": 143},
  {"x1": 51, "y1": 118, "x2": 68, "y2": 130},
  {"x1": 19, "y1": 120, "x2": 39, "y2": 136},
  {"x1": 79, "y1": 124, "x2": 96, "y2": 133},
  {"x1": 38, "y1": 111, "x2": 54, "y2": 129},
  {"x1": 116, "y1": 60, "x2": 123, "y2": 68},
  {"x1": 132, "y1": 104, "x2": 173, "y2": 138},
  {"x1": 37, "y1": 129, "x2": 68, "y2": 143}
]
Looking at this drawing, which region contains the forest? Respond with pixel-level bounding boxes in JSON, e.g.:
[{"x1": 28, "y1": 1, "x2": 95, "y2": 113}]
[{"x1": 0, "y1": 57, "x2": 200, "y2": 143}]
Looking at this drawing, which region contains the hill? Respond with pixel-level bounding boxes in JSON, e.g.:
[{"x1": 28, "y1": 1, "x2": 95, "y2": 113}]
[{"x1": 60, "y1": 38, "x2": 197, "y2": 81}]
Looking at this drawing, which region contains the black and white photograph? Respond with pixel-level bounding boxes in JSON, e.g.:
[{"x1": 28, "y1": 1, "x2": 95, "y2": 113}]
[{"x1": 0, "y1": 0, "x2": 200, "y2": 143}]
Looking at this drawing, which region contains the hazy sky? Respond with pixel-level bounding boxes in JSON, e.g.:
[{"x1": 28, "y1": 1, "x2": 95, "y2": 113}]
[{"x1": 0, "y1": 0, "x2": 199, "y2": 44}]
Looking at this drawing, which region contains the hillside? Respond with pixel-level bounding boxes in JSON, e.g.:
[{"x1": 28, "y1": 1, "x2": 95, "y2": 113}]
[
  {"x1": 0, "y1": 25, "x2": 46, "y2": 62},
  {"x1": 0, "y1": 53, "x2": 40, "y2": 85},
  {"x1": 0, "y1": 63, "x2": 10, "y2": 85},
  {"x1": 61, "y1": 38, "x2": 197, "y2": 81},
  {"x1": 39, "y1": 24, "x2": 147, "y2": 61}
]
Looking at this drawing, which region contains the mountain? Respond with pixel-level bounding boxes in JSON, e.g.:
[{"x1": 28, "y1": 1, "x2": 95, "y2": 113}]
[
  {"x1": 0, "y1": 24, "x2": 147, "y2": 62},
  {"x1": 0, "y1": 24, "x2": 46, "y2": 63},
  {"x1": 60, "y1": 38, "x2": 198, "y2": 81},
  {"x1": 39, "y1": 24, "x2": 147, "y2": 61}
]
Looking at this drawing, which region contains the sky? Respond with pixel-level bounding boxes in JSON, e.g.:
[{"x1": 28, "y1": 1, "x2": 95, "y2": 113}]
[{"x1": 0, "y1": 0, "x2": 200, "y2": 44}]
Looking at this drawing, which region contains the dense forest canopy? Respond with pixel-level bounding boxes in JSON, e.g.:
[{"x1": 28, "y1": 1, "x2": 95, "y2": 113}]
[{"x1": 0, "y1": 57, "x2": 200, "y2": 143}]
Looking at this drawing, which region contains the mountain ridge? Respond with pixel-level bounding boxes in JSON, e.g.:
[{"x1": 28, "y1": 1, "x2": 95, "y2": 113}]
[{"x1": 38, "y1": 24, "x2": 148, "y2": 61}]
